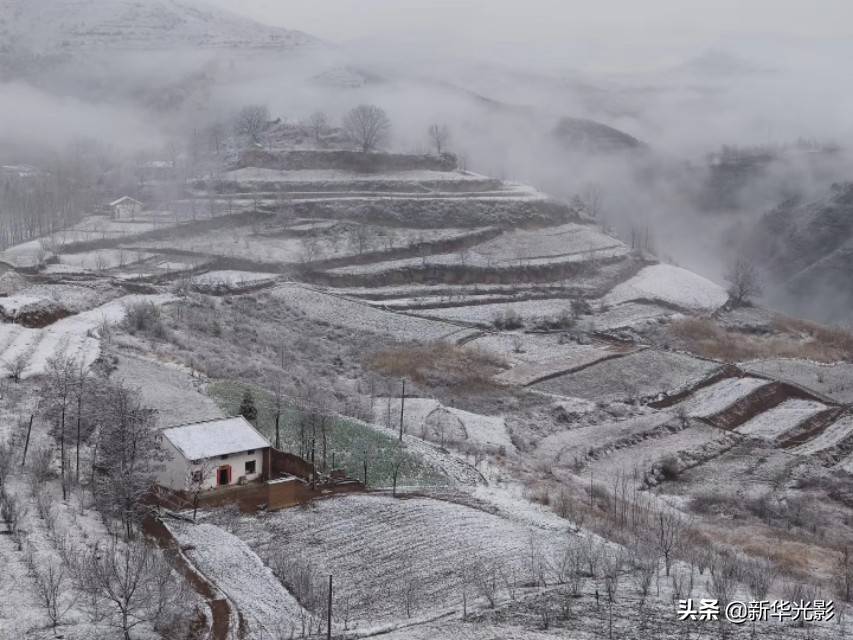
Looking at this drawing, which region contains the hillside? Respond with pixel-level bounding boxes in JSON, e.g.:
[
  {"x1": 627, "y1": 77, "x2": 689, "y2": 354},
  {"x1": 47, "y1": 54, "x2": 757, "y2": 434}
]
[
  {"x1": 553, "y1": 116, "x2": 646, "y2": 154},
  {"x1": 0, "y1": 0, "x2": 316, "y2": 54},
  {"x1": 747, "y1": 182, "x2": 853, "y2": 320},
  {"x1": 2, "y1": 124, "x2": 853, "y2": 639}
]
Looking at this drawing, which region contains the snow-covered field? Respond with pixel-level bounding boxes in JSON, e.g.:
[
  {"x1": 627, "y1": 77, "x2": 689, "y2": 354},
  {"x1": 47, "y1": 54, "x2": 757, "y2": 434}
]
[
  {"x1": 232, "y1": 494, "x2": 570, "y2": 626},
  {"x1": 223, "y1": 167, "x2": 491, "y2": 184},
  {"x1": 0, "y1": 293, "x2": 176, "y2": 378},
  {"x1": 792, "y1": 414, "x2": 853, "y2": 455},
  {"x1": 269, "y1": 284, "x2": 477, "y2": 343},
  {"x1": 586, "y1": 423, "x2": 729, "y2": 479},
  {"x1": 590, "y1": 301, "x2": 680, "y2": 331},
  {"x1": 493, "y1": 346, "x2": 626, "y2": 387},
  {"x1": 469, "y1": 332, "x2": 621, "y2": 368},
  {"x1": 535, "y1": 410, "x2": 675, "y2": 464},
  {"x1": 126, "y1": 223, "x2": 483, "y2": 265},
  {"x1": 112, "y1": 353, "x2": 224, "y2": 427},
  {"x1": 328, "y1": 245, "x2": 629, "y2": 276},
  {"x1": 192, "y1": 270, "x2": 277, "y2": 292},
  {"x1": 411, "y1": 298, "x2": 575, "y2": 326},
  {"x1": 745, "y1": 358, "x2": 853, "y2": 403},
  {"x1": 534, "y1": 350, "x2": 719, "y2": 402},
  {"x1": 166, "y1": 519, "x2": 310, "y2": 640},
  {"x1": 603, "y1": 264, "x2": 728, "y2": 311},
  {"x1": 680, "y1": 376, "x2": 771, "y2": 418},
  {"x1": 735, "y1": 399, "x2": 828, "y2": 440},
  {"x1": 373, "y1": 397, "x2": 514, "y2": 452},
  {"x1": 57, "y1": 248, "x2": 156, "y2": 271}
]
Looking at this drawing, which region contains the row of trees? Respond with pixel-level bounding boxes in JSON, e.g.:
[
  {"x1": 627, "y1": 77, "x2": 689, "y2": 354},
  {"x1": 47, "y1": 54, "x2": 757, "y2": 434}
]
[
  {"x1": 234, "y1": 103, "x2": 452, "y2": 156},
  {"x1": 0, "y1": 351, "x2": 189, "y2": 638}
]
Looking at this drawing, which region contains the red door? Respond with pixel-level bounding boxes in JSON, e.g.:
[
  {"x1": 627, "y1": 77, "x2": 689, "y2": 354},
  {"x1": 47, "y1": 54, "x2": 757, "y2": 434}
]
[{"x1": 217, "y1": 465, "x2": 231, "y2": 486}]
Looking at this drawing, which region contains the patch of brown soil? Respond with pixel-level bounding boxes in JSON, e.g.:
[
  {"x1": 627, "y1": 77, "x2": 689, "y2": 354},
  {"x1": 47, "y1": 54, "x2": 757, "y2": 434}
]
[
  {"x1": 365, "y1": 342, "x2": 507, "y2": 393},
  {"x1": 670, "y1": 317, "x2": 853, "y2": 363}
]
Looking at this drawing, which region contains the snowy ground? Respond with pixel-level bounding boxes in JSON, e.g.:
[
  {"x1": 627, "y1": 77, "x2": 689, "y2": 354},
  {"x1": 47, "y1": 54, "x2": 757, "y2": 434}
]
[
  {"x1": 231, "y1": 494, "x2": 570, "y2": 627},
  {"x1": 222, "y1": 168, "x2": 493, "y2": 184},
  {"x1": 589, "y1": 301, "x2": 680, "y2": 331},
  {"x1": 166, "y1": 519, "x2": 311, "y2": 640},
  {"x1": 533, "y1": 350, "x2": 719, "y2": 402},
  {"x1": 57, "y1": 248, "x2": 157, "y2": 272},
  {"x1": 327, "y1": 245, "x2": 629, "y2": 276},
  {"x1": 467, "y1": 332, "x2": 619, "y2": 368},
  {"x1": 679, "y1": 376, "x2": 771, "y2": 418},
  {"x1": 603, "y1": 264, "x2": 728, "y2": 311},
  {"x1": 111, "y1": 352, "x2": 224, "y2": 427},
  {"x1": 269, "y1": 284, "x2": 477, "y2": 343},
  {"x1": 192, "y1": 270, "x2": 277, "y2": 292},
  {"x1": 745, "y1": 358, "x2": 853, "y2": 403},
  {"x1": 0, "y1": 293, "x2": 176, "y2": 378},
  {"x1": 791, "y1": 414, "x2": 853, "y2": 455},
  {"x1": 126, "y1": 223, "x2": 484, "y2": 266},
  {"x1": 735, "y1": 399, "x2": 829, "y2": 441},
  {"x1": 372, "y1": 396, "x2": 514, "y2": 452}
]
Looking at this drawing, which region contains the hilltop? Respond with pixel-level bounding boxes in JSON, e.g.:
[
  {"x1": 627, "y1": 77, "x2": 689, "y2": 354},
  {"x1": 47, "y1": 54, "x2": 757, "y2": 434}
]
[{"x1": 0, "y1": 0, "x2": 316, "y2": 55}]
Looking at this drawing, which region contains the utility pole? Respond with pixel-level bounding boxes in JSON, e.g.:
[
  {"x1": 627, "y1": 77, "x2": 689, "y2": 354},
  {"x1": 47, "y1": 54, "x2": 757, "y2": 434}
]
[
  {"x1": 398, "y1": 379, "x2": 406, "y2": 441},
  {"x1": 21, "y1": 414, "x2": 33, "y2": 467},
  {"x1": 327, "y1": 574, "x2": 333, "y2": 640}
]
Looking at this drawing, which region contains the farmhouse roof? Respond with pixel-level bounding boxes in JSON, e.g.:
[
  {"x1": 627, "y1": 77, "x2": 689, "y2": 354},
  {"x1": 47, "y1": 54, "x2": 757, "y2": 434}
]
[
  {"x1": 162, "y1": 416, "x2": 270, "y2": 461},
  {"x1": 109, "y1": 196, "x2": 142, "y2": 207}
]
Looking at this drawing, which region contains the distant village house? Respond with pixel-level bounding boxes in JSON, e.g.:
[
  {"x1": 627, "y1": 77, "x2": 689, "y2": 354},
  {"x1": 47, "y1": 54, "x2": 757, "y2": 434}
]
[
  {"x1": 159, "y1": 416, "x2": 271, "y2": 492},
  {"x1": 109, "y1": 196, "x2": 143, "y2": 220}
]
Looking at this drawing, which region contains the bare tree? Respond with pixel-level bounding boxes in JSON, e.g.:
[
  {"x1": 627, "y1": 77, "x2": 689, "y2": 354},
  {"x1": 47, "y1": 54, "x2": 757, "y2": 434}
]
[
  {"x1": 8, "y1": 352, "x2": 28, "y2": 382},
  {"x1": 579, "y1": 184, "x2": 604, "y2": 218},
  {"x1": 0, "y1": 486, "x2": 26, "y2": 549},
  {"x1": 343, "y1": 105, "x2": 391, "y2": 153},
  {"x1": 235, "y1": 104, "x2": 270, "y2": 144},
  {"x1": 92, "y1": 382, "x2": 163, "y2": 539},
  {"x1": 468, "y1": 556, "x2": 503, "y2": 608},
  {"x1": 34, "y1": 561, "x2": 72, "y2": 629},
  {"x1": 656, "y1": 510, "x2": 686, "y2": 576},
  {"x1": 306, "y1": 110, "x2": 329, "y2": 145},
  {"x1": 83, "y1": 539, "x2": 187, "y2": 640},
  {"x1": 725, "y1": 256, "x2": 762, "y2": 305},
  {"x1": 185, "y1": 459, "x2": 216, "y2": 522},
  {"x1": 43, "y1": 352, "x2": 77, "y2": 500},
  {"x1": 838, "y1": 545, "x2": 853, "y2": 603},
  {"x1": 428, "y1": 123, "x2": 450, "y2": 156}
]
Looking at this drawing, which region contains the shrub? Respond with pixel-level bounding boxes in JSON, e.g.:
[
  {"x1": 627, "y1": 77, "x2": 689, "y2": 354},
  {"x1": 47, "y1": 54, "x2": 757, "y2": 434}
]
[
  {"x1": 493, "y1": 308, "x2": 523, "y2": 330},
  {"x1": 531, "y1": 309, "x2": 574, "y2": 331},
  {"x1": 122, "y1": 301, "x2": 167, "y2": 338},
  {"x1": 659, "y1": 455, "x2": 681, "y2": 481}
]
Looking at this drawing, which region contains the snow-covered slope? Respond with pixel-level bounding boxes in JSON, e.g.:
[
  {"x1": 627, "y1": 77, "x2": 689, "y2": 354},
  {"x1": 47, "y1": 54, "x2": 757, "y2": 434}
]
[
  {"x1": 604, "y1": 263, "x2": 729, "y2": 312},
  {"x1": 0, "y1": 0, "x2": 317, "y2": 53}
]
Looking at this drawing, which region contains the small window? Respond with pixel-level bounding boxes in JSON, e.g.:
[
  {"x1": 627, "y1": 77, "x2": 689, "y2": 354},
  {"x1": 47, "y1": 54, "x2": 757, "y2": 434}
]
[
  {"x1": 247, "y1": 449, "x2": 255, "y2": 455},
  {"x1": 245, "y1": 460, "x2": 257, "y2": 475},
  {"x1": 191, "y1": 469, "x2": 203, "y2": 483},
  {"x1": 191, "y1": 459, "x2": 201, "y2": 466},
  {"x1": 220, "y1": 454, "x2": 228, "y2": 460}
]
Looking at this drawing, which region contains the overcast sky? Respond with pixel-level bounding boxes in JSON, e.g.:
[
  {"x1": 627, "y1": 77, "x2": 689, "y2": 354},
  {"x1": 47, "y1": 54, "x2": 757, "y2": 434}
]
[
  {"x1": 202, "y1": 0, "x2": 853, "y2": 71},
  {"x1": 207, "y1": 0, "x2": 853, "y2": 39}
]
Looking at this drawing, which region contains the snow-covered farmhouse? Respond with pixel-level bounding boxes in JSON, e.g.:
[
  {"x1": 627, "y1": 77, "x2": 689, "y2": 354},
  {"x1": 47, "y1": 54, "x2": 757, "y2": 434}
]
[
  {"x1": 158, "y1": 417, "x2": 271, "y2": 492},
  {"x1": 109, "y1": 196, "x2": 143, "y2": 220}
]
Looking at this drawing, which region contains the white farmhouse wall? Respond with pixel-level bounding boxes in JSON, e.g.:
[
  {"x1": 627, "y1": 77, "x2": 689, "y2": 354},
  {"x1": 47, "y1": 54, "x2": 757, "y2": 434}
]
[
  {"x1": 202, "y1": 449, "x2": 265, "y2": 490},
  {"x1": 156, "y1": 441, "x2": 267, "y2": 491},
  {"x1": 159, "y1": 437, "x2": 192, "y2": 491}
]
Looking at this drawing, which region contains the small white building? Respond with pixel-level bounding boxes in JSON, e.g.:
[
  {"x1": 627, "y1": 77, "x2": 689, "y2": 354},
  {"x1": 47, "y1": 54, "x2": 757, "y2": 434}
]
[
  {"x1": 158, "y1": 416, "x2": 270, "y2": 492},
  {"x1": 109, "y1": 196, "x2": 143, "y2": 220}
]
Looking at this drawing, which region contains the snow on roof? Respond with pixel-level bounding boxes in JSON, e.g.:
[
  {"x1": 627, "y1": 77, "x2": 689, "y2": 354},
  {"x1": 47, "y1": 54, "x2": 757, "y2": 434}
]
[
  {"x1": 162, "y1": 416, "x2": 270, "y2": 461},
  {"x1": 109, "y1": 196, "x2": 142, "y2": 207}
]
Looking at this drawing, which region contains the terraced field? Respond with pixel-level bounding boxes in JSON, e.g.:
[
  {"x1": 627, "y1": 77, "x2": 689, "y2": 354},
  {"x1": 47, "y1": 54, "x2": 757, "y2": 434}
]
[{"x1": 231, "y1": 494, "x2": 570, "y2": 626}]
